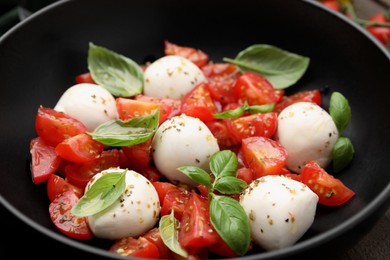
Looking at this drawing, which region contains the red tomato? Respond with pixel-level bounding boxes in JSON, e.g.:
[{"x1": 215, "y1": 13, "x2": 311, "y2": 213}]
[
  {"x1": 122, "y1": 139, "x2": 152, "y2": 168},
  {"x1": 301, "y1": 160, "x2": 355, "y2": 206},
  {"x1": 234, "y1": 72, "x2": 278, "y2": 106},
  {"x1": 206, "y1": 237, "x2": 238, "y2": 258},
  {"x1": 152, "y1": 181, "x2": 180, "y2": 205},
  {"x1": 206, "y1": 121, "x2": 238, "y2": 150},
  {"x1": 236, "y1": 167, "x2": 254, "y2": 185},
  {"x1": 64, "y1": 149, "x2": 122, "y2": 189},
  {"x1": 178, "y1": 192, "x2": 221, "y2": 249},
  {"x1": 274, "y1": 89, "x2": 321, "y2": 113},
  {"x1": 110, "y1": 236, "x2": 160, "y2": 258},
  {"x1": 225, "y1": 112, "x2": 278, "y2": 142},
  {"x1": 366, "y1": 13, "x2": 390, "y2": 45},
  {"x1": 49, "y1": 190, "x2": 92, "y2": 240},
  {"x1": 47, "y1": 174, "x2": 83, "y2": 202},
  {"x1": 160, "y1": 189, "x2": 191, "y2": 221},
  {"x1": 30, "y1": 137, "x2": 61, "y2": 184},
  {"x1": 135, "y1": 94, "x2": 182, "y2": 120},
  {"x1": 116, "y1": 97, "x2": 167, "y2": 124},
  {"x1": 164, "y1": 40, "x2": 209, "y2": 68},
  {"x1": 75, "y1": 72, "x2": 96, "y2": 84},
  {"x1": 143, "y1": 228, "x2": 173, "y2": 259},
  {"x1": 280, "y1": 167, "x2": 302, "y2": 182},
  {"x1": 55, "y1": 133, "x2": 104, "y2": 163},
  {"x1": 35, "y1": 106, "x2": 88, "y2": 147},
  {"x1": 241, "y1": 136, "x2": 288, "y2": 178},
  {"x1": 321, "y1": 0, "x2": 340, "y2": 11},
  {"x1": 134, "y1": 165, "x2": 162, "y2": 182},
  {"x1": 181, "y1": 83, "x2": 217, "y2": 123}
]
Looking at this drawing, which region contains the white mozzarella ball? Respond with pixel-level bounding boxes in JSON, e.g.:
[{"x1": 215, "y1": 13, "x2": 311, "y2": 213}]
[
  {"x1": 54, "y1": 83, "x2": 118, "y2": 131},
  {"x1": 275, "y1": 101, "x2": 339, "y2": 173},
  {"x1": 85, "y1": 168, "x2": 160, "y2": 240},
  {"x1": 240, "y1": 175, "x2": 318, "y2": 251},
  {"x1": 152, "y1": 114, "x2": 219, "y2": 186},
  {"x1": 143, "y1": 55, "x2": 207, "y2": 99}
]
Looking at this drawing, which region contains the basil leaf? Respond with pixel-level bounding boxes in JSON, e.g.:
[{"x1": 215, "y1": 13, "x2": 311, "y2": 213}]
[
  {"x1": 88, "y1": 42, "x2": 144, "y2": 97},
  {"x1": 88, "y1": 108, "x2": 159, "y2": 147},
  {"x1": 223, "y1": 44, "x2": 310, "y2": 89},
  {"x1": 213, "y1": 106, "x2": 245, "y2": 119},
  {"x1": 71, "y1": 170, "x2": 127, "y2": 217},
  {"x1": 332, "y1": 137, "x2": 355, "y2": 173},
  {"x1": 177, "y1": 166, "x2": 212, "y2": 187},
  {"x1": 210, "y1": 150, "x2": 238, "y2": 178},
  {"x1": 248, "y1": 103, "x2": 275, "y2": 114},
  {"x1": 329, "y1": 91, "x2": 351, "y2": 134},
  {"x1": 159, "y1": 211, "x2": 188, "y2": 258},
  {"x1": 210, "y1": 194, "x2": 250, "y2": 256},
  {"x1": 213, "y1": 102, "x2": 274, "y2": 119},
  {"x1": 213, "y1": 176, "x2": 247, "y2": 195}
]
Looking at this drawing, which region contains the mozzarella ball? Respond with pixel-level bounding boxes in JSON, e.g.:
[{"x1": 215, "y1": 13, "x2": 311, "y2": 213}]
[
  {"x1": 152, "y1": 114, "x2": 219, "y2": 186},
  {"x1": 143, "y1": 55, "x2": 207, "y2": 99},
  {"x1": 240, "y1": 175, "x2": 318, "y2": 251},
  {"x1": 275, "y1": 102, "x2": 339, "y2": 173},
  {"x1": 54, "y1": 83, "x2": 118, "y2": 131},
  {"x1": 85, "y1": 168, "x2": 160, "y2": 240}
]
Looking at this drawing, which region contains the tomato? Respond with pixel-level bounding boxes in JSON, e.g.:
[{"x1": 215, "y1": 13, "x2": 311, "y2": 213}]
[
  {"x1": 49, "y1": 190, "x2": 92, "y2": 240},
  {"x1": 207, "y1": 237, "x2": 238, "y2": 258},
  {"x1": 164, "y1": 40, "x2": 209, "y2": 68},
  {"x1": 35, "y1": 106, "x2": 88, "y2": 147},
  {"x1": 206, "y1": 121, "x2": 238, "y2": 150},
  {"x1": 152, "y1": 181, "x2": 180, "y2": 205},
  {"x1": 225, "y1": 112, "x2": 278, "y2": 142},
  {"x1": 160, "y1": 189, "x2": 191, "y2": 221},
  {"x1": 143, "y1": 228, "x2": 173, "y2": 259},
  {"x1": 300, "y1": 160, "x2": 355, "y2": 206},
  {"x1": 122, "y1": 139, "x2": 152, "y2": 168},
  {"x1": 30, "y1": 137, "x2": 61, "y2": 184},
  {"x1": 366, "y1": 13, "x2": 390, "y2": 46},
  {"x1": 110, "y1": 236, "x2": 160, "y2": 258},
  {"x1": 181, "y1": 83, "x2": 217, "y2": 123},
  {"x1": 55, "y1": 133, "x2": 104, "y2": 163},
  {"x1": 241, "y1": 136, "x2": 288, "y2": 178},
  {"x1": 274, "y1": 89, "x2": 321, "y2": 113},
  {"x1": 75, "y1": 72, "x2": 96, "y2": 84},
  {"x1": 236, "y1": 167, "x2": 254, "y2": 185},
  {"x1": 64, "y1": 149, "x2": 122, "y2": 188},
  {"x1": 134, "y1": 165, "x2": 162, "y2": 182},
  {"x1": 135, "y1": 94, "x2": 182, "y2": 120},
  {"x1": 178, "y1": 192, "x2": 221, "y2": 249},
  {"x1": 116, "y1": 97, "x2": 167, "y2": 124},
  {"x1": 321, "y1": 0, "x2": 340, "y2": 11},
  {"x1": 234, "y1": 72, "x2": 278, "y2": 106},
  {"x1": 46, "y1": 174, "x2": 83, "y2": 202}
]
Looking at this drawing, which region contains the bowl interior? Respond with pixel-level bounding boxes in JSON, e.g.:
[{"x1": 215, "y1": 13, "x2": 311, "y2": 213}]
[{"x1": 0, "y1": 0, "x2": 389, "y2": 259}]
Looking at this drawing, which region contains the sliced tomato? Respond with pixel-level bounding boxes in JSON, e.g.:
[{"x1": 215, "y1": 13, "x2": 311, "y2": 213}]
[
  {"x1": 181, "y1": 83, "x2": 217, "y2": 123},
  {"x1": 300, "y1": 160, "x2": 355, "y2": 206},
  {"x1": 274, "y1": 89, "x2": 321, "y2": 113},
  {"x1": 164, "y1": 40, "x2": 209, "y2": 68},
  {"x1": 49, "y1": 190, "x2": 92, "y2": 240},
  {"x1": 152, "y1": 181, "x2": 181, "y2": 205},
  {"x1": 207, "y1": 237, "x2": 238, "y2": 258},
  {"x1": 241, "y1": 136, "x2": 288, "y2": 179},
  {"x1": 46, "y1": 174, "x2": 83, "y2": 202},
  {"x1": 280, "y1": 167, "x2": 302, "y2": 182},
  {"x1": 366, "y1": 13, "x2": 390, "y2": 45},
  {"x1": 236, "y1": 167, "x2": 254, "y2": 185},
  {"x1": 133, "y1": 165, "x2": 162, "y2": 182},
  {"x1": 160, "y1": 189, "x2": 191, "y2": 221},
  {"x1": 30, "y1": 137, "x2": 61, "y2": 184},
  {"x1": 234, "y1": 72, "x2": 278, "y2": 106},
  {"x1": 225, "y1": 112, "x2": 278, "y2": 142},
  {"x1": 116, "y1": 97, "x2": 167, "y2": 124},
  {"x1": 75, "y1": 72, "x2": 96, "y2": 84},
  {"x1": 122, "y1": 139, "x2": 152, "y2": 168},
  {"x1": 206, "y1": 120, "x2": 238, "y2": 150},
  {"x1": 55, "y1": 133, "x2": 104, "y2": 163},
  {"x1": 143, "y1": 228, "x2": 173, "y2": 259},
  {"x1": 135, "y1": 94, "x2": 182, "y2": 120},
  {"x1": 109, "y1": 236, "x2": 160, "y2": 258},
  {"x1": 35, "y1": 106, "x2": 88, "y2": 147}
]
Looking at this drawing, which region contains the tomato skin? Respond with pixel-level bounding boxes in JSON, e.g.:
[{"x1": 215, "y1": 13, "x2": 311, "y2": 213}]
[
  {"x1": 30, "y1": 137, "x2": 61, "y2": 184},
  {"x1": 301, "y1": 160, "x2": 355, "y2": 206},
  {"x1": 110, "y1": 236, "x2": 160, "y2": 258},
  {"x1": 152, "y1": 181, "x2": 180, "y2": 205},
  {"x1": 236, "y1": 167, "x2": 254, "y2": 185},
  {"x1": 47, "y1": 174, "x2": 83, "y2": 202},
  {"x1": 116, "y1": 97, "x2": 167, "y2": 124},
  {"x1": 49, "y1": 190, "x2": 92, "y2": 240},
  {"x1": 75, "y1": 72, "x2": 96, "y2": 84},
  {"x1": 206, "y1": 121, "x2": 238, "y2": 150},
  {"x1": 274, "y1": 89, "x2": 321, "y2": 113},
  {"x1": 143, "y1": 228, "x2": 173, "y2": 259},
  {"x1": 160, "y1": 189, "x2": 191, "y2": 221},
  {"x1": 55, "y1": 133, "x2": 104, "y2": 163},
  {"x1": 134, "y1": 94, "x2": 182, "y2": 120},
  {"x1": 35, "y1": 106, "x2": 88, "y2": 147},
  {"x1": 241, "y1": 136, "x2": 288, "y2": 178},
  {"x1": 234, "y1": 72, "x2": 278, "y2": 106},
  {"x1": 164, "y1": 40, "x2": 209, "y2": 68},
  {"x1": 321, "y1": 0, "x2": 340, "y2": 11},
  {"x1": 366, "y1": 13, "x2": 390, "y2": 45},
  {"x1": 122, "y1": 139, "x2": 152, "y2": 168}
]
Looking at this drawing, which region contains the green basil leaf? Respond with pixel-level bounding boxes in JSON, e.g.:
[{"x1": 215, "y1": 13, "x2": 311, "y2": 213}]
[
  {"x1": 213, "y1": 176, "x2": 247, "y2": 195},
  {"x1": 213, "y1": 106, "x2": 245, "y2": 119},
  {"x1": 159, "y1": 211, "x2": 188, "y2": 258},
  {"x1": 329, "y1": 91, "x2": 351, "y2": 134},
  {"x1": 248, "y1": 103, "x2": 275, "y2": 114},
  {"x1": 223, "y1": 44, "x2": 310, "y2": 89},
  {"x1": 332, "y1": 137, "x2": 355, "y2": 173},
  {"x1": 210, "y1": 150, "x2": 238, "y2": 178},
  {"x1": 88, "y1": 42, "x2": 144, "y2": 97},
  {"x1": 88, "y1": 108, "x2": 159, "y2": 147},
  {"x1": 210, "y1": 194, "x2": 251, "y2": 256},
  {"x1": 71, "y1": 170, "x2": 127, "y2": 217},
  {"x1": 177, "y1": 166, "x2": 212, "y2": 187}
]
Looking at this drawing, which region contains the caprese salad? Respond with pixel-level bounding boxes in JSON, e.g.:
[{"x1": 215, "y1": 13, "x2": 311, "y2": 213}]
[{"x1": 29, "y1": 40, "x2": 356, "y2": 259}]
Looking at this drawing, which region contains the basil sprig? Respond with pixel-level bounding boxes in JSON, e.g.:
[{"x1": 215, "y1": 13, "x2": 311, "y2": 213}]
[
  {"x1": 71, "y1": 170, "x2": 127, "y2": 217},
  {"x1": 329, "y1": 92, "x2": 354, "y2": 173},
  {"x1": 177, "y1": 150, "x2": 250, "y2": 256},
  {"x1": 88, "y1": 108, "x2": 159, "y2": 147},
  {"x1": 223, "y1": 44, "x2": 310, "y2": 89},
  {"x1": 88, "y1": 42, "x2": 144, "y2": 97},
  {"x1": 213, "y1": 101, "x2": 275, "y2": 119},
  {"x1": 159, "y1": 211, "x2": 188, "y2": 258}
]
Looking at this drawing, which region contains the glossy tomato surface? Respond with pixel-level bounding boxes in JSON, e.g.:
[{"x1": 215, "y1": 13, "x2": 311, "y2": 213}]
[{"x1": 0, "y1": 0, "x2": 389, "y2": 260}]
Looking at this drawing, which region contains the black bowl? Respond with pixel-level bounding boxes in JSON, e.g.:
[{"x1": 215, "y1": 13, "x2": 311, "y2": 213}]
[{"x1": 0, "y1": 0, "x2": 389, "y2": 259}]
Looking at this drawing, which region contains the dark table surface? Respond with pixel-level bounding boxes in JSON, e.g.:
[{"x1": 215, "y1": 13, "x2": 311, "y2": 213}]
[{"x1": 1, "y1": 0, "x2": 389, "y2": 259}]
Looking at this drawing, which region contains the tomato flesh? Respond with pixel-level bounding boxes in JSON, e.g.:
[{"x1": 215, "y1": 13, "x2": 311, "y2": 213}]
[
  {"x1": 164, "y1": 40, "x2": 209, "y2": 68},
  {"x1": 110, "y1": 236, "x2": 160, "y2": 258},
  {"x1": 47, "y1": 174, "x2": 83, "y2": 202}
]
